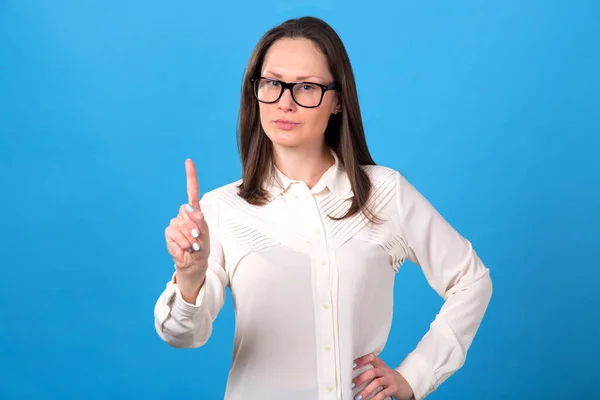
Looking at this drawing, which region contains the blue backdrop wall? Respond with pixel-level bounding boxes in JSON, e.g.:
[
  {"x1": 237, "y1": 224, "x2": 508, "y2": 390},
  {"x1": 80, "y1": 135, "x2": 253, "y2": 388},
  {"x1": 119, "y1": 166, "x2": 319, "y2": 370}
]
[{"x1": 1, "y1": 0, "x2": 598, "y2": 398}]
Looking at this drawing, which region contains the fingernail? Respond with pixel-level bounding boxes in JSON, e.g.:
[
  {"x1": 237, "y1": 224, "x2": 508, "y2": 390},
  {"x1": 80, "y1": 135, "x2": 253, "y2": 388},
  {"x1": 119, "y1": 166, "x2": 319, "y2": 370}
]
[
  {"x1": 355, "y1": 395, "x2": 362, "y2": 400},
  {"x1": 185, "y1": 204, "x2": 194, "y2": 212},
  {"x1": 353, "y1": 362, "x2": 357, "y2": 368},
  {"x1": 192, "y1": 229, "x2": 199, "y2": 238},
  {"x1": 192, "y1": 243, "x2": 200, "y2": 251},
  {"x1": 351, "y1": 382, "x2": 355, "y2": 389}
]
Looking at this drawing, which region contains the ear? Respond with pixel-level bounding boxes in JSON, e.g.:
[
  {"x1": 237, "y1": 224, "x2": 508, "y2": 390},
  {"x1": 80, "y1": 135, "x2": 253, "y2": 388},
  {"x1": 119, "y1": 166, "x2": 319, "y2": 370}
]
[{"x1": 331, "y1": 92, "x2": 342, "y2": 115}]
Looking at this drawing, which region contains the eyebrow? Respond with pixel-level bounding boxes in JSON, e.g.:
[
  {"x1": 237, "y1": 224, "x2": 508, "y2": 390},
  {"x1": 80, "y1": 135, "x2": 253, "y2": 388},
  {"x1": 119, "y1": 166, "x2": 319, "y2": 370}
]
[{"x1": 263, "y1": 71, "x2": 323, "y2": 81}]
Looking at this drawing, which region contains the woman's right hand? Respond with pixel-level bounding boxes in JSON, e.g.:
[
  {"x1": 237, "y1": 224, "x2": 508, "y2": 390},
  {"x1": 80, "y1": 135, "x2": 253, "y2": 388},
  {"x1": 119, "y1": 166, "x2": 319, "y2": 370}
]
[{"x1": 165, "y1": 158, "x2": 210, "y2": 275}]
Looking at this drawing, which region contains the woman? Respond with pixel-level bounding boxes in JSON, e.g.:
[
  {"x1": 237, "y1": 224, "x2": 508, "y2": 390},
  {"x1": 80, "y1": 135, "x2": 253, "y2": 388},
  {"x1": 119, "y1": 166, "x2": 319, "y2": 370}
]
[{"x1": 154, "y1": 16, "x2": 492, "y2": 400}]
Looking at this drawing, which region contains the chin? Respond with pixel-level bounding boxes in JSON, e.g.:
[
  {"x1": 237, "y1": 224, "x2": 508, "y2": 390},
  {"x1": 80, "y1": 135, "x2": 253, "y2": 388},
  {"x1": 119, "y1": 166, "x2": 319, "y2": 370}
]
[{"x1": 265, "y1": 129, "x2": 304, "y2": 148}]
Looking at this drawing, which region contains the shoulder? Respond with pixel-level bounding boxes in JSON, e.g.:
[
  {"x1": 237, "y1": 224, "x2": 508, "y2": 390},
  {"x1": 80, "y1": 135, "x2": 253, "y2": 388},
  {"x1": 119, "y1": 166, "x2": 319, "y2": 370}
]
[
  {"x1": 362, "y1": 164, "x2": 413, "y2": 190},
  {"x1": 361, "y1": 164, "x2": 408, "y2": 195},
  {"x1": 198, "y1": 178, "x2": 244, "y2": 223},
  {"x1": 361, "y1": 164, "x2": 420, "y2": 214},
  {"x1": 200, "y1": 178, "x2": 243, "y2": 207},
  {"x1": 362, "y1": 164, "x2": 399, "y2": 181}
]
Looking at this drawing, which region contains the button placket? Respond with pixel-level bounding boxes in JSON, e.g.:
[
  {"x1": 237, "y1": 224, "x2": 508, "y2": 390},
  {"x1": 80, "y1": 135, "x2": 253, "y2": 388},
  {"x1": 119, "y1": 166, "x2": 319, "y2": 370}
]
[
  {"x1": 316, "y1": 254, "x2": 336, "y2": 396},
  {"x1": 308, "y1": 196, "x2": 337, "y2": 398},
  {"x1": 297, "y1": 188, "x2": 337, "y2": 397}
]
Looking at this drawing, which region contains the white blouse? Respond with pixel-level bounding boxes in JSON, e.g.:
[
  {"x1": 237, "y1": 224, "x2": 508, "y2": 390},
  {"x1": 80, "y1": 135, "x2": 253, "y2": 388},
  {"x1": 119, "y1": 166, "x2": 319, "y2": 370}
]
[{"x1": 154, "y1": 151, "x2": 493, "y2": 400}]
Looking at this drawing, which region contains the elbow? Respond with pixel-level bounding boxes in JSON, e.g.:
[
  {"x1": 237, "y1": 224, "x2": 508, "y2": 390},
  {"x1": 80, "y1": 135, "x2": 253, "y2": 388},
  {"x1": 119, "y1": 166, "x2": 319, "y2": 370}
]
[
  {"x1": 154, "y1": 319, "x2": 211, "y2": 349},
  {"x1": 165, "y1": 338, "x2": 206, "y2": 350},
  {"x1": 470, "y1": 267, "x2": 493, "y2": 308},
  {"x1": 445, "y1": 265, "x2": 493, "y2": 301},
  {"x1": 482, "y1": 268, "x2": 493, "y2": 304}
]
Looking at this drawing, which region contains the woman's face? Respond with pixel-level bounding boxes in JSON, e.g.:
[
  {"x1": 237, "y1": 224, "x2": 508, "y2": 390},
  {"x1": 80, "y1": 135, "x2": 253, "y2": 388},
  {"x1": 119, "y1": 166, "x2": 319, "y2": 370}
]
[{"x1": 257, "y1": 38, "x2": 340, "y2": 151}]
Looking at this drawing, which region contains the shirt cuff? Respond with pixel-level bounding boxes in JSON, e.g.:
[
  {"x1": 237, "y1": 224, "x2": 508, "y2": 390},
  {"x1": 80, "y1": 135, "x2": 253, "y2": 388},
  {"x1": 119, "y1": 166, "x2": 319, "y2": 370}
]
[{"x1": 395, "y1": 352, "x2": 436, "y2": 400}]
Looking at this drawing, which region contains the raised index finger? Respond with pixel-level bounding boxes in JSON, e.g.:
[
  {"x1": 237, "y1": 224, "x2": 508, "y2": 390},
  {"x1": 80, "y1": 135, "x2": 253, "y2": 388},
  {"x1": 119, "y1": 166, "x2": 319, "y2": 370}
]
[{"x1": 185, "y1": 158, "x2": 200, "y2": 207}]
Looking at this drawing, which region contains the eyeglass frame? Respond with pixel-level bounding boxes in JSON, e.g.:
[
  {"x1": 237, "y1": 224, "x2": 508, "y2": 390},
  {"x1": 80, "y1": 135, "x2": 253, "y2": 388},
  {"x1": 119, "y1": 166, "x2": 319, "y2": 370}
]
[{"x1": 249, "y1": 76, "x2": 337, "y2": 108}]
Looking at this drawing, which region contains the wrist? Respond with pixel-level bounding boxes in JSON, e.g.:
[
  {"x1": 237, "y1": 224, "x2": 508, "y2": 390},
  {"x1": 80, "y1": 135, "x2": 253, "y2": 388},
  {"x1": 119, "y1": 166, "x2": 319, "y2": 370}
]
[
  {"x1": 175, "y1": 266, "x2": 207, "y2": 303},
  {"x1": 393, "y1": 371, "x2": 416, "y2": 400}
]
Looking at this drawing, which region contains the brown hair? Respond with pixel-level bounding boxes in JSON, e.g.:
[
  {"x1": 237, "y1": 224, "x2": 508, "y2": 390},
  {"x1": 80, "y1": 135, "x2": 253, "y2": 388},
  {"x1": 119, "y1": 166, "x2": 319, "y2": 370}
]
[{"x1": 236, "y1": 16, "x2": 378, "y2": 222}]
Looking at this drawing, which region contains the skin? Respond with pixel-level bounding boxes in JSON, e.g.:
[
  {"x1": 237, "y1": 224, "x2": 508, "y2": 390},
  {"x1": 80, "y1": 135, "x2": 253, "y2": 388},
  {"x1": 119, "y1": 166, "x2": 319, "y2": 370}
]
[
  {"x1": 164, "y1": 158, "x2": 209, "y2": 303},
  {"x1": 353, "y1": 353, "x2": 415, "y2": 400},
  {"x1": 164, "y1": 37, "x2": 415, "y2": 400},
  {"x1": 259, "y1": 38, "x2": 340, "y2": 188}
]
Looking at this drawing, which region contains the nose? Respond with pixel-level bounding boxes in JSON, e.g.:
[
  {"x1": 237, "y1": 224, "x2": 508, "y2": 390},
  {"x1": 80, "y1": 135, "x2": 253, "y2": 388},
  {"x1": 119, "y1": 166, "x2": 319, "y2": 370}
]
[{"x1": 278, "y1": 87, "x2": 295, "y2": 111}]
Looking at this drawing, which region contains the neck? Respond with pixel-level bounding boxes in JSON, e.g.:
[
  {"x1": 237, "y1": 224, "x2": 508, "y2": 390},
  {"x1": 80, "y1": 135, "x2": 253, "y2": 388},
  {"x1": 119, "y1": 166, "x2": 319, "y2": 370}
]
[{"x1": 272, "y1": 143, "x2": 335, "y2": 189}]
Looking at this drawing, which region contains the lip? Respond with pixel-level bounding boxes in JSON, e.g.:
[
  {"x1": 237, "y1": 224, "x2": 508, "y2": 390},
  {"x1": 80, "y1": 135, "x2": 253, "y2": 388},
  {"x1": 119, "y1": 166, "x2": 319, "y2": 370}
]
[{"x1": 274, "y1": 119, "x2": 300, "y2": 130}]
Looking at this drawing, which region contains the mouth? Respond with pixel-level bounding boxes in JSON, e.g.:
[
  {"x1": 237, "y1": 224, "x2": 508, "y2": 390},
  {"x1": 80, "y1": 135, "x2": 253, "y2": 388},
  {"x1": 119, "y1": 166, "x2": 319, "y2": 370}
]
[{"x1": 273, "y1": 119, "x2": 300, "y2": 130}]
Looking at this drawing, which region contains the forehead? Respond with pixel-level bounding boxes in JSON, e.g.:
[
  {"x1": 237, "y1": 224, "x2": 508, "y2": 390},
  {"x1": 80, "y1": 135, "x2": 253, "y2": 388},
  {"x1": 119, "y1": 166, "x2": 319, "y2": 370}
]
[{"x1": 261, "y1": 38, "x2": 332, "y2": 80}]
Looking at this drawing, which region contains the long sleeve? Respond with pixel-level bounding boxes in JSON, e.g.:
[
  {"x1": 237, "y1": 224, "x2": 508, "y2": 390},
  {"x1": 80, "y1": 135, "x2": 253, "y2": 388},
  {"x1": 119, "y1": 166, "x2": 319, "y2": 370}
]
[
  {"x1": 393, "y1": 172, "x2": 493, "y2": 400},
  {"x1": 154, "y1": 191, "x2": 229, "y2": 349}
]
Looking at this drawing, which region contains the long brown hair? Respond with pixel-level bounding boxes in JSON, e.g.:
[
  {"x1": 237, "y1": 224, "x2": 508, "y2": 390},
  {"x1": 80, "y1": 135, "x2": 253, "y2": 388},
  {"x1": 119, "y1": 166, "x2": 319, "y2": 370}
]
[{"x1": 236, "y1": 16, "x2": 378, "y2": 222}]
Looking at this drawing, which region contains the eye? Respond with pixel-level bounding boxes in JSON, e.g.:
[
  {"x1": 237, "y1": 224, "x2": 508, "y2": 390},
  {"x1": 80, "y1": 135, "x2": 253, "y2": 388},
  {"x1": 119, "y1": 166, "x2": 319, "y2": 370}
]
[{"x1": 298, "y1": 84, "x2": 317, "y2": 91}]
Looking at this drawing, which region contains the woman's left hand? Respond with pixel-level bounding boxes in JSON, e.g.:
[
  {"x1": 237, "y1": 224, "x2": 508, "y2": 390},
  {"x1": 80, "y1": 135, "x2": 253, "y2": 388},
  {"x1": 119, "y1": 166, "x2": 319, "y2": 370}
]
[{"x1": 352, "y1": 353, "x2": 415, "y2": 400}]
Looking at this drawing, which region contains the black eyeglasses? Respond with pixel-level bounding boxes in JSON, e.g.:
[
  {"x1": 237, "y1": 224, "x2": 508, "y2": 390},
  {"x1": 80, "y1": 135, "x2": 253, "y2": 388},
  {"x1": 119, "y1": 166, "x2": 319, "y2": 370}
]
[{"x1": 250, "y1": 77, "x2": 337, "y2": 108}]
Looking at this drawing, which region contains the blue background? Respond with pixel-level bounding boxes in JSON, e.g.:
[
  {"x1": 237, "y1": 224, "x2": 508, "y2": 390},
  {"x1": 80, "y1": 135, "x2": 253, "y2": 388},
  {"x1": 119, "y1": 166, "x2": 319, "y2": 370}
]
[{"x1": 1, "y1": 0, "x2": 598, "y2": 398}]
